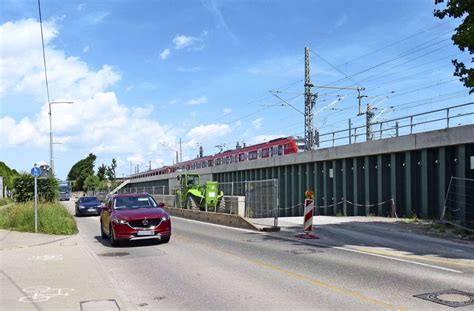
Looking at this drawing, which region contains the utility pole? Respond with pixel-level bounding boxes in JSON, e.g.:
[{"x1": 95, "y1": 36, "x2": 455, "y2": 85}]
[
  {"x1": 366, "y1": 103, "x2": 375, "y2": 141},
  {"x1": 149, "y1": 160, "x2": 152, "y2": 171},
  {"x1": 304, "y1": 47, "x2": 316, "y2": 151},
  {"x1": 175, "y1": 151, "x2": 179, "y2": 164},
  {"x1": 179, "y1": 138, "x2": 182, "y2": 163}
]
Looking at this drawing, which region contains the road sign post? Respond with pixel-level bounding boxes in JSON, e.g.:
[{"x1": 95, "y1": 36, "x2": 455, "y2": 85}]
[{"x1": 31, "y1": 166, "x2": 41, "y2": 233}]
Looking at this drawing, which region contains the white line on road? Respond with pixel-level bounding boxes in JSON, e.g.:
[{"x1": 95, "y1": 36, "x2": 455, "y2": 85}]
[
  {"x1": 172, "y1": 216, "x2": 258, "y2": 233},
  {"x1": 266, "y1": 234, "x2": 463, "y2": 274},
  {"x1": 172, "y1": 217, "x2": 463, "y2": 274}
]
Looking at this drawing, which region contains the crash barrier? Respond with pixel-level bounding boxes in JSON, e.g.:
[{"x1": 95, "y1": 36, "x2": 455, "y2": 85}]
[
  {"x1": 441, "y1": 177, "x2": 474, "y2": 232},
  {"x1": 162, "y1": 207, "x2": 260, "y2": 231}
]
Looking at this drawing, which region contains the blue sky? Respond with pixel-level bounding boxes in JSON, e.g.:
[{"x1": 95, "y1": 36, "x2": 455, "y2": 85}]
[{"x1": 0, "y1": 0, "x2": 472, "y2": 180}]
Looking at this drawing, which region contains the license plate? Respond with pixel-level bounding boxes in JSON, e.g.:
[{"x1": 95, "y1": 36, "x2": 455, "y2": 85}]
[
  {"x1": 137, "y1": 230, "x2": 154, "y2": 236},
  {"x1": 88, "y1": 208, "x2": 96, "y2": 212}
]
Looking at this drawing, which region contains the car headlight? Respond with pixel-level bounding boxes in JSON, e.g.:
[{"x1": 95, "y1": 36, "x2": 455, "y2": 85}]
[
  {"x1": 161, "y1": 214, "x2": 170, "y2": 221},
  {"x1": 112, "y1": 217, "x2": 128, "y2": 224},
  {"x1": 79, "y1": 205, "x2": 86, "y2": 209}
]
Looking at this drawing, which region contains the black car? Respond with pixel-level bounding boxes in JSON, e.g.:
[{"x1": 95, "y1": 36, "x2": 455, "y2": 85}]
[{"x1": 75, "y1": 196, "x2": 102, "y2": 216}]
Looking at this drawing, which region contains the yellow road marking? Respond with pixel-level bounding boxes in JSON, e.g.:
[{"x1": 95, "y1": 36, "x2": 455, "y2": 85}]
[
  {"x1": 355, "y1": 247, "x2": 474, "y2": 268},
  {"x1": 207, "y1": 244, "x2": 406, "y2": 310}
]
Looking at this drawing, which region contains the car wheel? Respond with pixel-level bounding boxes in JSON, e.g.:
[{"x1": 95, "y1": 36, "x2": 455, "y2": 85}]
[
  {"x1": 75, "y1": 208, "x2": 80, "y2": 217},
  {"x1": 100, "y1": 221, "x2": 107, "y2": 239},
  {"x1": 109, "y1": 224, "x2": 119, "y2": 247},
  {"x1": 161, "y1": 236, "x2": 170, "y2": 244}
]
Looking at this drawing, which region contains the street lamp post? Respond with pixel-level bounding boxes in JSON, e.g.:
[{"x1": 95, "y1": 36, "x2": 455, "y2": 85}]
[{"x1": 49, "y1": 101, "x2": 73, "y2": 175}]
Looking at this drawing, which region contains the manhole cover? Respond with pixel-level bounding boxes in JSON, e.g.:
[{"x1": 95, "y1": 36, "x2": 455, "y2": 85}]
[
  {"x1": 414, "y1": 289, "x2": 474, "y2": 308},
  {"x1": 80, "y1": 299, "x2": 120, "y2": 311},
  {"x1": 99, "y1": 252, "x2": 130, "y2": 257}
]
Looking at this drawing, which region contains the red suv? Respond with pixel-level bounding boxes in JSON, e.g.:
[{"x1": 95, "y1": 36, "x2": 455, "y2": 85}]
[{"x1": 100, "y1": 193, "x2": 171, "y2": 246}]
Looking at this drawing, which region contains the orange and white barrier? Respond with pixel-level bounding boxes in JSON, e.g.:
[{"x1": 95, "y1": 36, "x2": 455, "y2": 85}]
[{"x1": 296, "y1": 191, "x2": 319, "y2": 239}]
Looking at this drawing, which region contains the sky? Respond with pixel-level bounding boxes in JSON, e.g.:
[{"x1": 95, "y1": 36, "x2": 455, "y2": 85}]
[{"x1": 0, "y1": 0, "x2": 472, "y2": 180}]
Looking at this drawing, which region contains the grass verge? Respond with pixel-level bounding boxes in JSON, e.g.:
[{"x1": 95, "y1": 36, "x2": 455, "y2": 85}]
[
  {"x1": 0, "y1": 201, "x2": 77, "y2": 235},
  {"x1": 0, "y1": 197, "x2": 12, "y2": 206}
]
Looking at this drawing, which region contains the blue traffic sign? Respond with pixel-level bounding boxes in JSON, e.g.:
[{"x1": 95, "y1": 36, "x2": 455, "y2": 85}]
[{"x1": 31, "y1": 167, "x2": 41, "y2": 177}]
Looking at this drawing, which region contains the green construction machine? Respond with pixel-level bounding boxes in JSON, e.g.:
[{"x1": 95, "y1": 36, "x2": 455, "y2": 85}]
[{"x1": 175, "y1": 173, "x2": 224, "y2": 211}]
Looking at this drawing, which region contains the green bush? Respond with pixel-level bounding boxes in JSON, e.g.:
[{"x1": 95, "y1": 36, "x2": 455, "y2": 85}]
[
  {"x1": 12, "y1": 174, "x2": 58, "y2": 203},
  {"x1": 12, "y1": 174, "x2": 34, "y2": 203},
  {"x1": 0, "y1": 202, "x2": 77, "y2": 235}
]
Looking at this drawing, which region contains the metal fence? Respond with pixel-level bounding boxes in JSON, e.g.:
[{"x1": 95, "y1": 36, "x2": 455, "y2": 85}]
[
  {"x1": 219, "y1": 179, "x2": 279, "y2": 226},
  {"x1": 441, "y1": 177, "x2": 474, "y2": 232},
  {"x1": 318, "y1": 102, "x2": 474, "y2": 148},
  {"x1": 119, "y1": 186, "x2": 170, "y2": 195}
]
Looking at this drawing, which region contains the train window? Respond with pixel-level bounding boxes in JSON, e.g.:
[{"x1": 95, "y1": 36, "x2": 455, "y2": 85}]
[
  {"x1": 230, "y1": 155, "x2": 234, "y2": 163},
  {"x1": 239, "y1": 153, "x2": 246, "y2": 161},
  {"x1": 226, "y1": 156, "x2": 230, "y2": 164},
  {"x1": 208, "y1": 160, "x2": 214, "y2": 167},
  {"x1": 202, "y1": 161, "x2": 207, "y2": 168},
  {"x1": 278, "y1": 145, "x2": 283, "y2": 155},
  {"x1": 196, "y1": 162, "x2": 201, "y2": 169},
  {"x1": 249, "y1": 150, "x2": 258, "y2": 160},
  {"x1": 262, "y1": 148, "x2": 270, "y2": 158},
  {"x1": 216, "y1": 158, "x2": 222, "y2": 166}
]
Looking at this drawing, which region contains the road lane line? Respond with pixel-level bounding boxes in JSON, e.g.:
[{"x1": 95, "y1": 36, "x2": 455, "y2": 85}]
[
  {"x1": 171, "y1": 216, "x2": 464, "y2": 273},
  {"x1": 206, "y1": 245, "x2": 406, "y2": 311},
  {"x1": 354, "y1": 247, "x2": 474, "y2": 268},
  {"x1": 172, "y1": 216, "x2": 258, "y2": 233},
  {"x1": 265, "y1": 234, "x2": 463, "y2": 274}
]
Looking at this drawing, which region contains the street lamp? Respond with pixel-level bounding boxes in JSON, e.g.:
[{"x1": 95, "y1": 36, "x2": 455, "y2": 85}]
[{"x1": 49, "y1": 101, "x2": 73, "y2": 175}]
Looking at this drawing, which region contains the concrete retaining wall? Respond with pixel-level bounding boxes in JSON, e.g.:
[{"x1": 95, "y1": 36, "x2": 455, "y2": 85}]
[{"x1": 163, "y1": 207, "x2": 259, "y2": 231}]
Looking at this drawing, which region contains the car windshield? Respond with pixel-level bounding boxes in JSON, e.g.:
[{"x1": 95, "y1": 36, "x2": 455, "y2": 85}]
[
  {"x1": 114, "y1": 196, "x2": 157, "y2": 209},
  {"x1": 80, "y1": 197, "x2": 99, "y2": 203}
]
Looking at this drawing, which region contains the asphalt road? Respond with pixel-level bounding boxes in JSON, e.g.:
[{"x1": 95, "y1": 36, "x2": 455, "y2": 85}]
[{"x1": 63, "y1": 200, "x2": 474, "y2": 310}]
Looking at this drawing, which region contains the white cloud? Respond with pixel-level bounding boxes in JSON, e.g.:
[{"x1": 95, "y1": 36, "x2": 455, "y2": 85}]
[
  {"x1": 223, "y1": 108, "x2": 232, "y2": 114},
  {"x1": 186, "y1": 124, "x2": 231, "y2": 140},
  {"x1": 252, "y1": 117, "x2": 264, "y2": 130},
  {"x1": 160, "y1": 48, "x2": 170, "y2": 60},
  {"x1": 83, "y1": 45, "x2": 90, "y2": 53},
  {"x1": 185, "y1": 95, "x2": 207, "y2": 106},
  {"x1": 0, "y1": 19, "x2": 177, "y2": 174},
  {"x1": 172, "y1": 35, "x2": 197, "y2": 49}
]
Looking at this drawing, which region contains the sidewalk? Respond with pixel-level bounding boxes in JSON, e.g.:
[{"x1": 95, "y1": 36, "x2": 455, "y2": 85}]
[{"x1": 0, "y1": 229, "x2": 128, "y2": 311}]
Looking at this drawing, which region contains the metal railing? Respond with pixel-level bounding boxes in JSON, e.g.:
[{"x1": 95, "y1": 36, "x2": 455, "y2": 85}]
[
  {"x1": 318, "y1": 102, "x2": 474, "y2": 148},
  {"x1": 118, "y1": 186, "x2": 169, "y2": 195}
]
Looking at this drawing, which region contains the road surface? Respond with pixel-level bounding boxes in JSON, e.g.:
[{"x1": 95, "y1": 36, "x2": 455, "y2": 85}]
[{"x1": 61, "y1": 199, "x2": 474, "y2": 310}]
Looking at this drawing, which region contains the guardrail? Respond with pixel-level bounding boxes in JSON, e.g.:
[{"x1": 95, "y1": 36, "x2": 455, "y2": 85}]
[{"x1": 318, "y1": 102, "x2": 474, "y2": 148}]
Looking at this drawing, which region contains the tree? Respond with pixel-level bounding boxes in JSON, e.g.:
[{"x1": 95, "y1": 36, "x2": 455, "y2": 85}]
[
  {"x1": 434, "y1": 0, "x2": 474, "y2": 93},
  {"x1": 106, "y1": 158, "x2": 117, "y2": 182},
  {"x1": 83, "y1": 175, "x2": 100, "y2": 192},
  {"x1": 0, "y1": 161, "x2": 19, "y2": 191},
  {"x1": 97, "y1": 164, "x2": 107, "y2": 181},
  {"x1": 67, "y1": 153, "x2": 97, "y2": 191}
]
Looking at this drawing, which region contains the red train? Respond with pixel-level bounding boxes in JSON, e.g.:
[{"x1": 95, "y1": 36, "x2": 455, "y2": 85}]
[{"x1": 130, "y1": 137, "x2": 300, "y2": 179}]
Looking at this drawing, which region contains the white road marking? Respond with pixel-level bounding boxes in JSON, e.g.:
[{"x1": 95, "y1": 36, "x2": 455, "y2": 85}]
[
  {"x1": 267, "y1": 234, "x2": 463, "y2": 274},
  {"x1": 19, "y1": 286, "x2": 74, "y2": 303},
  {"x1": 172, "y1": 216, "x2": 258, "y2": 233},
  {"x1": 29, "y1": 254, "x2": 63, "y2": 261}
]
